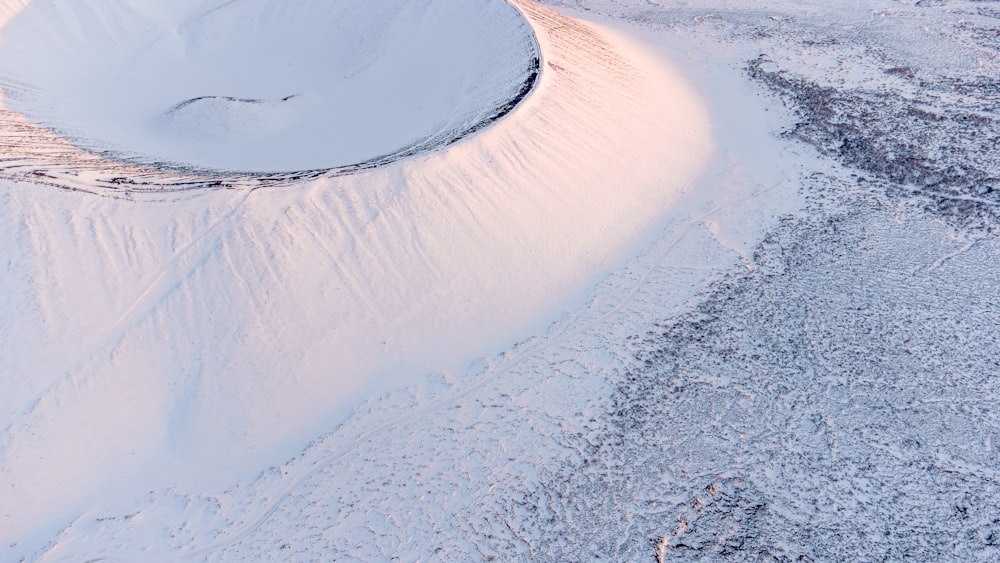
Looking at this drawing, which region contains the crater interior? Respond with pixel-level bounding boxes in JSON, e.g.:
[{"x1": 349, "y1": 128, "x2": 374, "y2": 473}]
[{"x1": 0, "y1": 0, "x2": 538, "y2": 173}]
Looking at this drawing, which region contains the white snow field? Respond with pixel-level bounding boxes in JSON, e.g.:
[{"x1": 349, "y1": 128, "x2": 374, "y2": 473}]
[{"x1": 0, "y1": 0, "x2": 714, "y2": 559}]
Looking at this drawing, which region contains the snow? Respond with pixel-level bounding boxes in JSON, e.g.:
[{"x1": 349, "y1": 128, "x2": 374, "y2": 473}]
[
  {"x1": 0, "y1": 1, "x2": 713, "y2": 558},
  {"x1": 3, "y1": 0, "x2": 999, "y2": 561}
]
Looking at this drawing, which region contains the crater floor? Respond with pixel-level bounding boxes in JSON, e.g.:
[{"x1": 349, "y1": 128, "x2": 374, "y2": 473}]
[{"x1": 0, "y1": 0, "x2": 538, "y2": 174}]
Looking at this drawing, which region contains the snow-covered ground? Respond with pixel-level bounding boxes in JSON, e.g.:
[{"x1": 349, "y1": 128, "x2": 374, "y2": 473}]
[{"x1": 2, "y1": 0, "x2": 999, "y2": 561}]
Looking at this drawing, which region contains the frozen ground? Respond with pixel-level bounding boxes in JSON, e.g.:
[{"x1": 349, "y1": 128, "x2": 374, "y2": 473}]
[{"x1": 2, "y1": 0, "x2": 999, "y2": 561}]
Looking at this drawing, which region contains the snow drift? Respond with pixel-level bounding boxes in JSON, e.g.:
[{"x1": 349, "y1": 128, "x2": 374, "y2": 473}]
[{"x1": 0, "y1": 0, "x2": 712, "y2": 557}]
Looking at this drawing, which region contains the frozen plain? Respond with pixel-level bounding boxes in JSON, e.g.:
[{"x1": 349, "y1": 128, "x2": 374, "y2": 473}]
[{"x1": 2, "y1": 0, "x2": 999, "y2": 561}]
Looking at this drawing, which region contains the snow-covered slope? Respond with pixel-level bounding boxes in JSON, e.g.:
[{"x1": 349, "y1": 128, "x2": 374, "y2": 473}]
[{"x1": 0, "y1": 1, "x2": 712, "y2": 558}]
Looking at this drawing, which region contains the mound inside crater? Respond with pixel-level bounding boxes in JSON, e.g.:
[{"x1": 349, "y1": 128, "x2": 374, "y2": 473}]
[{"x1": 0, "y1": 0, "x2": 538, "y2": 173}]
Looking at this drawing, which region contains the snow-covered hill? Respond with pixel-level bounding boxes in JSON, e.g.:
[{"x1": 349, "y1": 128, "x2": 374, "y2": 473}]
[{"x1": 0, "y1": 1, "x2": 713, "y2": 559}]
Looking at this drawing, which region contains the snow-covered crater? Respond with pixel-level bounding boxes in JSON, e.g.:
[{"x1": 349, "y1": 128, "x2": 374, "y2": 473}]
[
  {"x1": 0, "y1": 0, "x2": 717, "y2": 558},
  {"x1": 0, "y1": 0, "x2": 538, "y2": 173}
]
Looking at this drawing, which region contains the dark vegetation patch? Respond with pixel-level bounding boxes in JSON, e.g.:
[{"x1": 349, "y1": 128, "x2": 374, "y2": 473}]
[
  {"x1": 746, "y1": 55, "x2": 1000, "y2": 232},
  {"x1": 533, "y1": 199, "x2": 1000, "y2": 561}
]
